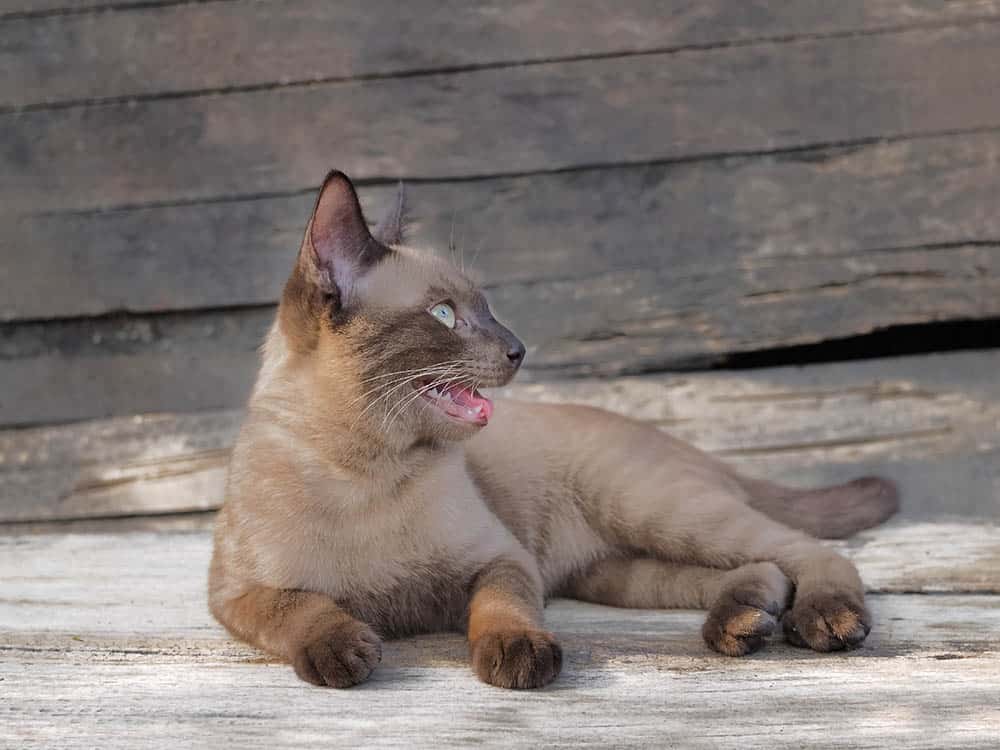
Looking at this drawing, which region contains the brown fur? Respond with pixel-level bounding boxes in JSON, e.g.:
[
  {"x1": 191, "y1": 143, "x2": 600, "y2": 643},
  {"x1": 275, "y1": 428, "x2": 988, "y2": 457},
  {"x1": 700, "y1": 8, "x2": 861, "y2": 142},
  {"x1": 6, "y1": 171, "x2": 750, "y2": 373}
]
[{"x1": 209, "y1": 171, "x2": 899, "y2": 689}]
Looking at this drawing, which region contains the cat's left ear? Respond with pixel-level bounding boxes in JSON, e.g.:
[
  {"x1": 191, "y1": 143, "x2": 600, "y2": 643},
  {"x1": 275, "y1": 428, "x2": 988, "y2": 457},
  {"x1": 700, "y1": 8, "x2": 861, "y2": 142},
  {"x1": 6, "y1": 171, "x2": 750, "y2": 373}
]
[
  {"x1": 373, "y1": 181, "x2": 408, "y2": 246},
  {"x1": 303, "y1": 170, "x2": 390, "y2": 308}
]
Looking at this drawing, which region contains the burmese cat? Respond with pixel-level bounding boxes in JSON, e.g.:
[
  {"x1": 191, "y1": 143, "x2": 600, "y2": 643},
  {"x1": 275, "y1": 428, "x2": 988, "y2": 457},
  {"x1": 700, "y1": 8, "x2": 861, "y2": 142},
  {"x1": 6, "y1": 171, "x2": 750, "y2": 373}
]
[{"x1": 209, "y1": 171, "x2": 899, "y2": 689}]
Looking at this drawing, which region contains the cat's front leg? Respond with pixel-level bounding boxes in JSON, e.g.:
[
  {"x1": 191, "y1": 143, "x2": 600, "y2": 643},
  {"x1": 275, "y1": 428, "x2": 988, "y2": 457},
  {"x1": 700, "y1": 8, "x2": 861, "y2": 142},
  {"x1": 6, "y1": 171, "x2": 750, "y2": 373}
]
[
  {"x1": 466, "y1": 558, "x2": 562, "y2": 689},
  {"x1": 211, "y1": 584, "x2": 382, "y2": 688}
]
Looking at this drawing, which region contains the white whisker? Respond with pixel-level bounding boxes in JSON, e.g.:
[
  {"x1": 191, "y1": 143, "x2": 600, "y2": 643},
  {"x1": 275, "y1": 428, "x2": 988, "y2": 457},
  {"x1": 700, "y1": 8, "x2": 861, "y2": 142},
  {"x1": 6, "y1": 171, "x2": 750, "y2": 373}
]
[{"x1": 381, "y1": 369, "x2": 460, "y2": 431}]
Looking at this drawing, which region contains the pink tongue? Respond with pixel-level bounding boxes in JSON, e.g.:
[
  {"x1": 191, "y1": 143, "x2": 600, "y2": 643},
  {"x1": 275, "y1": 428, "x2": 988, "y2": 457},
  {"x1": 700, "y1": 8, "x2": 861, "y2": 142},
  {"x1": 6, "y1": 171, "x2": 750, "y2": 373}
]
[{"x1": 445, "y1": 384, "x2": 494, "y2": 424}]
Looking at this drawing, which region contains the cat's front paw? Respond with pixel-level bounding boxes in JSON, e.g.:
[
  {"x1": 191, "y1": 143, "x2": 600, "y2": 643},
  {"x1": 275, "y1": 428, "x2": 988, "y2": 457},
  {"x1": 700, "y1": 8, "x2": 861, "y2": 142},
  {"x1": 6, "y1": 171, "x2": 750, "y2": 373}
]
[
  {"x1": 782, "y1": 588, "x2": 870, "y2": 651},
  {"x1": 471, "y1": 629, "x2": 562, "y2": 689},
  {"x1": 292, "y1": 620, "x2": 382, "y2": 687},
  {"x1": 702, "y1": 562, "x2": 792, "y2": 656}
]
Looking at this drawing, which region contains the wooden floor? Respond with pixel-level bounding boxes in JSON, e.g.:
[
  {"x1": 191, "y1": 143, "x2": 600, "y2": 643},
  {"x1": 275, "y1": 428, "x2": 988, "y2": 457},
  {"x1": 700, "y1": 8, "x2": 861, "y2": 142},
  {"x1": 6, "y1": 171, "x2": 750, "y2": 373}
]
[
  {"x1": 5, "y1": 357, "x2": 1000, "y2": 748},
  {"x1": 2, "y1": 2, "x2": 1000, "y2": 747}
]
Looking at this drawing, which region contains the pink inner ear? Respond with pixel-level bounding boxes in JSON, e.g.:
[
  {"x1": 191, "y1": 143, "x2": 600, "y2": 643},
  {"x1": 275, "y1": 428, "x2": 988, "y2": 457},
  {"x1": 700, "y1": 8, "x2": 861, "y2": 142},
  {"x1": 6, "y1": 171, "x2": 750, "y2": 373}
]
[
  {"x1": 310, "y1": 172, "x2": 369, "y2": 262},
  {"x1": 306, "y1": 171, "x2": 384, "y2": 301}
]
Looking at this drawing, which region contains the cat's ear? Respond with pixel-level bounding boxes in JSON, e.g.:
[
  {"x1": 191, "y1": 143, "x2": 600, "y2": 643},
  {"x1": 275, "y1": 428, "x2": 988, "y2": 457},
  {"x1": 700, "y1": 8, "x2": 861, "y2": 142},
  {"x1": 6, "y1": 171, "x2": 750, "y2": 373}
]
[
  {"x1": 373, "y1": 181, "x2": 408, "y2": 246},
  {"x1": 302, "y1": 170, "x2": 390, "y2": 306}
]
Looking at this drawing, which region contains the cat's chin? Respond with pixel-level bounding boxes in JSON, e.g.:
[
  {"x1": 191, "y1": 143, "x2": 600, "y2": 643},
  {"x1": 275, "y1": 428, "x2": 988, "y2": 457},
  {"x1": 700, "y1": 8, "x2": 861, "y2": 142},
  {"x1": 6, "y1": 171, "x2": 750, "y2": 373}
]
[{"x1": 413, "y1": 379, "x2": 494, "y2": 426}]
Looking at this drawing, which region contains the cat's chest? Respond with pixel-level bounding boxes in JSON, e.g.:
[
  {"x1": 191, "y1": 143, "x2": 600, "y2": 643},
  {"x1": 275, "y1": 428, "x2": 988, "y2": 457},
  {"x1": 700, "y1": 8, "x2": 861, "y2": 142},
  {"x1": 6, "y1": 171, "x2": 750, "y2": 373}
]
[{"x1": 264, "y1": 467, "x2": 519, "y2": 607}]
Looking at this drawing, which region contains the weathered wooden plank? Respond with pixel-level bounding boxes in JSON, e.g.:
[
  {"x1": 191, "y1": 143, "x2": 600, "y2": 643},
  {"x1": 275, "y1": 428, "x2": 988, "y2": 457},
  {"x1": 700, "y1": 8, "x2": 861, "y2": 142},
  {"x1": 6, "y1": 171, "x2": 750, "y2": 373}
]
[
  {"x1": 0, "y1": 308, "x2": 269, "y2": 425},
  {"x1": 4, "y1": 135, "x2": 1000, "y2": 424},
  {"x1": 9, "y1": 655, "x2": 1000, "y2": 749},
  {"x1": 3, "y1": 649, "x2": 998, "y2": 749},
  {"x1": 4, "y1": 23, "x2": 1000, "y2": 214},
  {"x1": 3, "y1": 350, "x2": 998, "y2": 523},
  {"x1": 7, "y1": 131, "x2": 1000, "y2": 324},
  {"x1": 5, "y1": 0, "x2": 999, "y2": 110},
  {"x1": 2, "y1": 527, "x2": 998, "y2": 746},
  {"x1": 2, "y1": 536, "x2": 999, "y2": 749}
]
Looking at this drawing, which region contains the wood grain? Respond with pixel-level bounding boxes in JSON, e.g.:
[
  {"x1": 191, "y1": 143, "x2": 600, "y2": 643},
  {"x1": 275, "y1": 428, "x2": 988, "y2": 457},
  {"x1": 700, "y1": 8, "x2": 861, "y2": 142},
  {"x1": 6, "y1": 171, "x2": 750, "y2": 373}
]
[
  {"x1": 5, "y1": 23, "x2": 1000, "y2": 214},
  {"x1": 5, "y1": 131, "x2": 1000, "y2": 423},
  {"x1": 5, "y1": 0, "x2": 999, "y2": 109},
  {"x1": 3, "y1": 350, "x2": 998, "y2": 522},
  {"x1": 8, "y1": 130, "x2": 1000, "y2": 323},
  {"x1": 0, "y1": 308, "x2": 270, "y2": 426},
  {"x1": 3, "y1": 653, "x2": 998, "y2": 749}
]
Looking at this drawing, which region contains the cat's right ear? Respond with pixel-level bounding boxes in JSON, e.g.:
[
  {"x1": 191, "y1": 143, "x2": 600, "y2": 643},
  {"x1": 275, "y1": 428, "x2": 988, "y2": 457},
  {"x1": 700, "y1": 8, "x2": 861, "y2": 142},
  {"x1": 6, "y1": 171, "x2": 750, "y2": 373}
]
[{"x1": 300, "y1": 170, "x2": 390, "y2": 309}]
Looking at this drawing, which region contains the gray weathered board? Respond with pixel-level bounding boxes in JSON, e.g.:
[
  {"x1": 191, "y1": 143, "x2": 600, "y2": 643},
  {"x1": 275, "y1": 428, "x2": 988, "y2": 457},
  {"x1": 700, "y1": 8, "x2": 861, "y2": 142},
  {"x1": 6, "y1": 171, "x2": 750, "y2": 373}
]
[
  {"x1": 5, "y1": 22, "x2": 1000, "y2": 214},
  {"x1": 2, "y1": 528, "x2": 999, "y2": 749},
  {"x1": 6, "y1": 1, "x2": 1000, "y2": 110},
  {"x1": 3, "y1": 350, "x2": 999, "y2": 524},
  {"x1": 4, "y1": 131, "x2": 1000, "y2": 424},
  {"x1": 8, "y1": 131, "x2": 1000, "y2": 322}
]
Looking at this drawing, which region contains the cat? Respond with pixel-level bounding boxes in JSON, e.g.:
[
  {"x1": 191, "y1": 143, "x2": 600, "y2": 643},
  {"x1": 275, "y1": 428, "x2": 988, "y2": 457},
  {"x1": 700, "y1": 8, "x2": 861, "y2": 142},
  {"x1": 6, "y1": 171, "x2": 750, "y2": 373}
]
[{"x1": 208, "y1": 170, "x2": 899, "y2": 689}]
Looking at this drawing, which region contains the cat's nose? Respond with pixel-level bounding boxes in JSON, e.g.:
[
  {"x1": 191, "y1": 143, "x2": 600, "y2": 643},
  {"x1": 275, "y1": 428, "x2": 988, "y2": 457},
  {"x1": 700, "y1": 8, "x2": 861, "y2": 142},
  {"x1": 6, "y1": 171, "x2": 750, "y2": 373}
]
[{"x1": 507, "y1": 340, "x2": 526, "y2": 366}]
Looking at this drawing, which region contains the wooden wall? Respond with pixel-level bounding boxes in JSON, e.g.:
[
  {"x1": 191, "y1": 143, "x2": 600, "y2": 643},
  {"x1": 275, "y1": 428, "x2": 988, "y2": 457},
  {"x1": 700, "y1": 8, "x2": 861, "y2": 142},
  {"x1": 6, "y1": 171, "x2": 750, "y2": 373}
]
[{"x1": 3, "y1": 1, "x2": 1000, "y2": 427}]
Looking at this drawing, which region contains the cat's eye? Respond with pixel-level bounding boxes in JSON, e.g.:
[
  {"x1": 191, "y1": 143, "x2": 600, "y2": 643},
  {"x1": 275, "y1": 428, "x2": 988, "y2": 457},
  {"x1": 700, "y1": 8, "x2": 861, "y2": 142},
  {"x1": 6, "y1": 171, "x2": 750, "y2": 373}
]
[{"x1": 429, "y1": 302, "x2": 456, "y2": 329}]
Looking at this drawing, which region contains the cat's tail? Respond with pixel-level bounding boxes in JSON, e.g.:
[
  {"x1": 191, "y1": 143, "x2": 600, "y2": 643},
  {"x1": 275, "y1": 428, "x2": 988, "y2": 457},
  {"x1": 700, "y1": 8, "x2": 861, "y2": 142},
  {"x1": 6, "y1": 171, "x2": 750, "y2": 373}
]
[{"x1": 737, "y1": 475, "x2": 900, "y2": 539}]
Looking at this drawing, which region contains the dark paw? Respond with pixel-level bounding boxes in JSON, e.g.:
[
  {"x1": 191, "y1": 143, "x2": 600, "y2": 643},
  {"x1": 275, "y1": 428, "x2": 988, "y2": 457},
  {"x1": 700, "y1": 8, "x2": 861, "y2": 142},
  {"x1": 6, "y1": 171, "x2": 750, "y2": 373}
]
[
  {"x1": 703, "y1": 562, "x2": 791, "y2": 656},
  {"x1": 293, "y1": 620, "x2": 382, "y2": 688},
  {"x1": 782, "y1": 590, "x2": 871, "y2": 652},
  {"x1": 471, "y1": 629, "x2": 563, "y2": 689}
]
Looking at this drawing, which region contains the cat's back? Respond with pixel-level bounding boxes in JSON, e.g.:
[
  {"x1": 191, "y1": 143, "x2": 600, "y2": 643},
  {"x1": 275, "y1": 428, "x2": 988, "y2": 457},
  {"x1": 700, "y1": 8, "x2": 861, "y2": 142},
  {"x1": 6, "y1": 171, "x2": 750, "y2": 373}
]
[
  {"x1": 464, "y1": 396, "x2": 733, "y2": 533},
  {"x1": 466, "y1": 397, "x2": 666, "y2": 473}
]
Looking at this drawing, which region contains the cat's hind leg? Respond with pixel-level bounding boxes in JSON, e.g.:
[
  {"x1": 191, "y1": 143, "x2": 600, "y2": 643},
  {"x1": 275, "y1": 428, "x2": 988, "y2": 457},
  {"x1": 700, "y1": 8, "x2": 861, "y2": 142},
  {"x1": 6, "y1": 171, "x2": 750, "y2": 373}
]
[
  {"x1": 568, "y1": 413, "x2": 871, "y2": 652},
  {"x1": 562, "y1": 557, "x2": 792, "y2": 656}
]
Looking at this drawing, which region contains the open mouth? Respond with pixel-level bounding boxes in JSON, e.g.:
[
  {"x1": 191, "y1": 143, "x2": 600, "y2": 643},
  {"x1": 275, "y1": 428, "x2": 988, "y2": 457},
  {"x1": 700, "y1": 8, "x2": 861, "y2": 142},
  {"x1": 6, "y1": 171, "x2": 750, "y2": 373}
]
[{"x1": 413, "y1": 379, "x2": 494, "y2": 425}]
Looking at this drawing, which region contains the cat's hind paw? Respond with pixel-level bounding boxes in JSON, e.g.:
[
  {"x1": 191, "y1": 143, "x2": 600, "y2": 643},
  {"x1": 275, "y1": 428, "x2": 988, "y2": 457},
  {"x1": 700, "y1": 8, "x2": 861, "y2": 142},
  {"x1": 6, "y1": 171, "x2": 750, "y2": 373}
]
[
  {"x1": 782, "y1": 589, "x2": 870, "y2": 651},
  {"x1": 702, "y1": 562, "x2": 792, "y2": 656}
]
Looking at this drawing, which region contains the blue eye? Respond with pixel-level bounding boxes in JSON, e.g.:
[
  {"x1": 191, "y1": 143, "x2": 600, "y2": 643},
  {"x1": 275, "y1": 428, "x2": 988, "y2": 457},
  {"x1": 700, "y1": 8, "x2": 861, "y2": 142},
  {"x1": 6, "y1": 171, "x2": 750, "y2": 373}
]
[{"x1": 429, "y1": 302, "x2": 456, "y2": 329}]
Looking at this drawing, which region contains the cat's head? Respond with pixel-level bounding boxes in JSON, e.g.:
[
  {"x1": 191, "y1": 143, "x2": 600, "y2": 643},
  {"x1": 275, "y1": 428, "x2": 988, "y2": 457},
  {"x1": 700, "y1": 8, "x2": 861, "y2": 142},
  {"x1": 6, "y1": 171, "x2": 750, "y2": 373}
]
[{"x1": 276, "y1": 170, "x2": 524, "y2": 443}]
